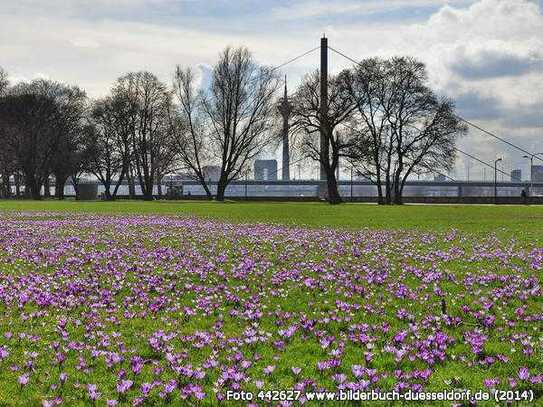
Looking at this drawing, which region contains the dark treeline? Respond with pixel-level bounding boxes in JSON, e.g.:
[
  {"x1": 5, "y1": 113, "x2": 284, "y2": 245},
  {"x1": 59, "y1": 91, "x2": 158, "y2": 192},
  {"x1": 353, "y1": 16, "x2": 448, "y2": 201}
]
[{"x1": 0, "y1": 48, "x2": 466, "y2": 204}]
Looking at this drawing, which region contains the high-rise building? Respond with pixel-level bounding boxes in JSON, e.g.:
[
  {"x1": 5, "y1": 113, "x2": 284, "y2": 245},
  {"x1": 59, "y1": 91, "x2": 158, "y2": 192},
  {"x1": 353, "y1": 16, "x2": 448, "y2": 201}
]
[
  {"x1": 531, "y1": 165, "x2": 543, "y2": 182},
  {"x1": 511, "y1": 169, "x2": 521, "y2": 182},
  {"x1": 254, "y1": 160, "x2": 278, "y2": 181}
]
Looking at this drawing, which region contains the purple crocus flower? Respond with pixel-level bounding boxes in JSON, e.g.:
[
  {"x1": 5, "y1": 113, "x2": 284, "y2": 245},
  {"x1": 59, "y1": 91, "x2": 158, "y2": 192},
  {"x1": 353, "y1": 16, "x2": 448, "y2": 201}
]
[
  {"x1": 87, "y1": 384, "x2": 101, "y2": 401},
  {"x1": 18, "y1": 373, "x2": 29, "y2": 386},
  {"x1": 116, "y1": 379, "x2": 133, "y2": 394},
  {"x1": 518, "y1": 367, "x2": 530, "y2": 380},
  {"x1": 263, "y1": 365, "x2": 275, "y2": 375}
]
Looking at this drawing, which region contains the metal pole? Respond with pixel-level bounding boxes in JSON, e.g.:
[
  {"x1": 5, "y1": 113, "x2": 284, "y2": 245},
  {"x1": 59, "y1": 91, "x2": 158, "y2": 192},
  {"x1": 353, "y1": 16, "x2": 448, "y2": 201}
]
[
  {"x1": 245, "y1": 173, "x2": 248, "y2": 200},
  {"x1": 494, "y1": 158, "x2": 502, "y2": 204},
  {"x1": 320, "y1": 36, "x2": 328, "y2": 182},
  {"x1": 350, "y1": 167, "x2": 353, "y2": 202},
  {"x1": 530, "y1": 155, "x2": 534, "y2": 196},
  {"x1": 494, "y1": 161, "x2": 497, "y2": 204}
]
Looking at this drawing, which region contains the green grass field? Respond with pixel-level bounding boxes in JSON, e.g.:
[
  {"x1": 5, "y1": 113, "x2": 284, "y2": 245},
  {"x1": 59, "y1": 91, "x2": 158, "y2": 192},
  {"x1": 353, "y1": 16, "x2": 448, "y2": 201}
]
[{"x1": 1, "y1": 199, "x2": 543, "y2": 235}]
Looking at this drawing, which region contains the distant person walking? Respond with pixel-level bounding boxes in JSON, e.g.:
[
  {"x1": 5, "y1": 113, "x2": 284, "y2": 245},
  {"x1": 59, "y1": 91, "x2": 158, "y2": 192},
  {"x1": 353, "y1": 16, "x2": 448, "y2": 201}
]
[{"x1": 521, "y1": 189, "x2": 528, "y2": 205}]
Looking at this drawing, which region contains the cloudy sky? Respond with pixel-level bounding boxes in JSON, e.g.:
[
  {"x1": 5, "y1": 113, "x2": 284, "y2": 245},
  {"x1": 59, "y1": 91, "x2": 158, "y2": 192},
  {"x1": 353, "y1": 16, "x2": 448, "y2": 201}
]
[{"x1": 1, "y1": 0, "x2": 542, "y2": 179}]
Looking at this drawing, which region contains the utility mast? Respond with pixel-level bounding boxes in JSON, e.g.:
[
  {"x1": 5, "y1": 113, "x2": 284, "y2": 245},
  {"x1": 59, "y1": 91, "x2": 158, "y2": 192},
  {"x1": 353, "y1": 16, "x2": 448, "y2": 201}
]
[
  {"x1": 277, "y1": 75, "x2": 292, "y2": 181},
  {"x1": 320, "y1": 35, "x2": 328, "y2": 181}
]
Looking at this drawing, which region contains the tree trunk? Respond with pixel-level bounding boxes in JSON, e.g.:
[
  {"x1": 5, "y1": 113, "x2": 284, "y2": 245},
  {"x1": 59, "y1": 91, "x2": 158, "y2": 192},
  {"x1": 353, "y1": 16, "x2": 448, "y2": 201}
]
[
  {"x1": 55, "y1": 175, "x2": 68, "y2": 200},
  {"x1": 15, "y1": 173, "x2": 21, "y2": 197},
  {"x1": 392, "y1": 160, "x2": 404, "y2": 205},
  {"x1": 43, "y1": 177, "x2": 51, "y2": 198},
  {"x1": 112, "y1": 168, "x2": 126, "y2": 199},
  {"x1": 25, "y1": 175, "x2": 42, "y2": 200},
  {"x1": 201, "y1": 181, "x2": 213, "y2": 200},
  {"x1": 376, "y1": 181, "x2": 384, "y2": 205},
  {"x1": 216, "y1": 176, "x2": 228, "y2": 201},
  {"x1": 384, "y1": 176, "x2": 392, "y2": 205},
  {"x1": 325, "y1": 167, "x2": 342, "y2": 204},
  {"x1": 103, "y1": 181, "x2": 113, "y2": 200},
  {"x1": 128, "y1": 166, "x2": 136, "y2": 199},
  {"x1": 142, "y1": 174, "x2": 154, "y2": 201},
  {"x1": 0, "y1": 171, "x2": 11, "y2": 198}
]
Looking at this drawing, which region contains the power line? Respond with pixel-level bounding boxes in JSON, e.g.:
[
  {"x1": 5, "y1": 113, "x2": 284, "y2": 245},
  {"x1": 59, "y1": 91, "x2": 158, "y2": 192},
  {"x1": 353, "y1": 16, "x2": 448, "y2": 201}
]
[
  {"x1": 271, "y1": 46, "x2": 320, "y2": 72},
  {"x1": 453, "y1": 116, "x2": 543, "y2": 164},
  {"x1": 327, "y1": 45, "x2": 543, "y2": 165},
  {"x1": 454, "y1": 147, "x2": 520, "y2": 182}
]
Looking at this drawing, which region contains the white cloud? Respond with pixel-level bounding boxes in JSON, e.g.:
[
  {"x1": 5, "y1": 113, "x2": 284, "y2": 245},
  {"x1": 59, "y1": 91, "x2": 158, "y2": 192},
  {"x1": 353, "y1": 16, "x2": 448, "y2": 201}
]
[
  {"x1": 1, "y1": 0, "x2": 542, "y2": 175},
  {"x1": 271, "y1": 0, "x2": 469, "y2": 20}
]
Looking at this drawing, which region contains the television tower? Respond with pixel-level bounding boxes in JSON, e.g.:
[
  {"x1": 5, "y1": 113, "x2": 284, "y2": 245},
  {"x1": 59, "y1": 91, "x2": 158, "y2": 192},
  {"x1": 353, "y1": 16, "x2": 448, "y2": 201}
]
[{"x1": 277, "y1": 75, "x2": 293, "y2": 180}]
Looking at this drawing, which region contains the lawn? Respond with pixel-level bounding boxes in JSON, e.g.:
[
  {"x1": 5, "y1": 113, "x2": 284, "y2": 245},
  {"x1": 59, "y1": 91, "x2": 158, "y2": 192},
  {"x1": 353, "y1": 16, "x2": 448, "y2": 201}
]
[
  {"x1": 1, "y1": 199, "x2": 543, "y2": 235},
  {"x1": 0, "y1": 201, "x2": 541, "y2": 405}
]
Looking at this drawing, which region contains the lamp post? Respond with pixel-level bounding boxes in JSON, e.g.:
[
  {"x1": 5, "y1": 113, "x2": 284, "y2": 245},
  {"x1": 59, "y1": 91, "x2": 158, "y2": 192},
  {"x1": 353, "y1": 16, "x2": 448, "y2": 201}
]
[
  {"x1": 244, "y1": 172, "x2": 248, "y2": 200},
  {"x1": 494, "y1": 157, "x2": 502, "y2": 204},
  {"x1": 350, "y1": 166, "x2": 353, "y2": 202},
  {"x1": 523, "y1": 154, "x2": 533, "y2": 196}
]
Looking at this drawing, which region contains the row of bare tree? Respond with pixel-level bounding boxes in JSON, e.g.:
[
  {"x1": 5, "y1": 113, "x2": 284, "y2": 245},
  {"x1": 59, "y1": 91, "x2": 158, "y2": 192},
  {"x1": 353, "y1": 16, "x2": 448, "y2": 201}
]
[
  {"x1": 293, "y1": 57, "x2": 467, "y2": 204},
  {"x1": 0, "y1": 48, "x2": 466, "y2": 204}
]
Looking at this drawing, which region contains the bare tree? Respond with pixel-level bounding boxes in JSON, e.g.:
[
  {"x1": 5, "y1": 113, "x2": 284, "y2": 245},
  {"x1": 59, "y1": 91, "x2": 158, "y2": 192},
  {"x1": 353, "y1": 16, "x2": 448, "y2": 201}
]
[
  {"x1": 107, "y1": 87, "x2": 139, "y2": 199},
  {"x1": 87, "y1": 97, "x2": 129, "y2": 200},
  {"x1": 346, "y1": 57, "x2": 467, "y2": 204},
  {"x1": 0, "y1": 67, "x2": 13, "y2": 198},
  {"x1": 45, "y1": 82, "x2": 88, "y2": 199},
  {"x1": 0, "y1": 91, "x2": 57, "y2": 199},
  {"x1": 291, "y1": 70, "x2": 356, "y2": 204},
  {"x1": 172, "y1": 67, "x2": 213, "y2": 199},
  {"x1": 201, "y1": 47, "x2": 280, "y2": 201},
  {"x1": 0, "y1": 68, "x2": 8, "y2": 96},
  {"x1": 0, "y1": 80, "x2": 89, "y2": 200},
  {"x1": 115, "y1": 72, "x2": 175, "y2": 200}
]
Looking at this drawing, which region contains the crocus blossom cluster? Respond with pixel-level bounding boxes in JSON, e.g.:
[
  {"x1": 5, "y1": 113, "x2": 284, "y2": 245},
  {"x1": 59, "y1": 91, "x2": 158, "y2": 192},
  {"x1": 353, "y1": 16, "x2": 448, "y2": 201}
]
[{"x1": 0, "y1": 212, "x2": 541, "y2": 405}]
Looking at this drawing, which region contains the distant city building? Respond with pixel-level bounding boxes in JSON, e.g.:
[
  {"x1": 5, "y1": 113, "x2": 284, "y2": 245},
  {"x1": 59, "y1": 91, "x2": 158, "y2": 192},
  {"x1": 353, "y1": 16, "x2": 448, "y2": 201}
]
[
  {"x1": 510, "y1": 169, "x2": 522, "y2": 182},
  {"x1": 531, "y1": 165, "x2": 543, "y2": 182},
  {"x1": 434, "y1": 174, "x2": 447, "y2": 182},
  {"x1": 202, "y1": 165, "x2": 221, "y2": 182},
  {"x1": 254, "y1": 160, "x2": 278, "y2": 181}
]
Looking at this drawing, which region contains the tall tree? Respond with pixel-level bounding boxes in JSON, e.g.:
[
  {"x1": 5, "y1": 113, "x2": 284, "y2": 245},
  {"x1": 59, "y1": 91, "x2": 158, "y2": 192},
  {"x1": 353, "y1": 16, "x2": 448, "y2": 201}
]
[
  {"x1": 115, "y1": 72, "x2": 175, "y2": 200},
  {"x1": 0, "y1": 80, "x2": 88, "y2": 200},
  {"x1": 346, "y1": 57, "x2": 467, "y2": 204},
  {"x1": 172, "y1": 67, "x2": 214, "y2": 199},
  {"x1": 0, "y1": 90, "x2": 58, "y2": 199},
  {"x1": 201, "y1": 47, "x2": 280, "y2": 201},
  {"x1": 0, "y1": 68, "x2": 8, "y2": 96},
  {"x1": 87, "y1": 97, "x2": 130, "y2": 200},
  {"x1": 0, "y1": 67, "x2": 13, "y2": 198},
  {"x1": 45, "y1": 83, "x2": 88, "y2": 199},
  {"x1": 291, "y1": 70, "x2": 356, "y2": 204}
]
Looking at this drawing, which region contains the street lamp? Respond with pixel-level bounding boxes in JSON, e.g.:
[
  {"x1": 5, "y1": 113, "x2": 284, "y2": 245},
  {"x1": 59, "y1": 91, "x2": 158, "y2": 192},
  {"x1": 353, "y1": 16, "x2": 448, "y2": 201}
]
[
  {"x1": 523, "y1": 155, "x2": 533, "y2": 196},
  {"x1": 494, "y1": 157, "x2": 502, "y2": 204},
  {"x1": 350, "y1": 166, "x2": 353, "y2": 202},
  {"x1": 244, "y1": 172, "x2": 248, "y2": 200}
]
